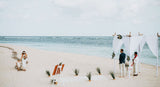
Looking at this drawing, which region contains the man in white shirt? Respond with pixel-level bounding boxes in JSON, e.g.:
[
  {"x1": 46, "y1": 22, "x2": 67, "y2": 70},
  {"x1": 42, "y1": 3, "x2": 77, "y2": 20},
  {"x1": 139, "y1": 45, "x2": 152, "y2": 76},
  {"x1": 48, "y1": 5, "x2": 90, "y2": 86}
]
[{"x1": 132, "y1": 52, "x2": 139, "y2": 76}]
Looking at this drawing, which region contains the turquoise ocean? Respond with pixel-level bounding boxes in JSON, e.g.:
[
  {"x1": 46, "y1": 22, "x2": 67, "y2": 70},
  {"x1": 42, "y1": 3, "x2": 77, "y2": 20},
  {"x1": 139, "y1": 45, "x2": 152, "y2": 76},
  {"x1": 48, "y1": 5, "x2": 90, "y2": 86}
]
[{"x1": 0, "y1": 36, "x2": 160, "y2": 65}]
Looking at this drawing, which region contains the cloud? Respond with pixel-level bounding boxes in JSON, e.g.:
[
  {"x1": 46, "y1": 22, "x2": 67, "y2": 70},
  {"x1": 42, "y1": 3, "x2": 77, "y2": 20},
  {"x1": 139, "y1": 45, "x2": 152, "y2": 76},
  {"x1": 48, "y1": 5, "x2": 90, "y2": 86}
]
[
  {"x1": 49, "y1": 0, "x2": 119, "y2": 22},
  {"x1": 0, "y1": 0, "x2": 160, "y2": 36},
  {"x1": 0, "y1": 1, "x2": 6, "y2": 8},
  {"x1": 50, "y1": 0, "x2": 156, "y2": 23},
  {"x1": 132, "y1": 19, "x2": 143, "y2": 24},
  {"x1": 2, "y1": 0, "x2": 157, "y2": 22}
]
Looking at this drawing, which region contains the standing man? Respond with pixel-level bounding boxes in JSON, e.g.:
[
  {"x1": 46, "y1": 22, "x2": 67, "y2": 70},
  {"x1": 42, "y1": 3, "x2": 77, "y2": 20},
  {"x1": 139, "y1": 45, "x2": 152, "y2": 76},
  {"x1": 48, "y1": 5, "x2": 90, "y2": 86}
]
[
  {"x1": 132, "y1": 52, "x2": 139, "y2": 76},
  {"x1": 119, "y1": 49, "x2": 126, "y2": 77}
]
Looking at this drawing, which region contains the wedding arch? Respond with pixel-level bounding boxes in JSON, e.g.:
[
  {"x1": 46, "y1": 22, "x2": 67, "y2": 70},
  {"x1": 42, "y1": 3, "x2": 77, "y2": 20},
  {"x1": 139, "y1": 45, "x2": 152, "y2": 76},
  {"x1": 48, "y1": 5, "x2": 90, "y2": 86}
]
[{"x1": 112, "y1": 33, "x2": 159, "y2": 77}]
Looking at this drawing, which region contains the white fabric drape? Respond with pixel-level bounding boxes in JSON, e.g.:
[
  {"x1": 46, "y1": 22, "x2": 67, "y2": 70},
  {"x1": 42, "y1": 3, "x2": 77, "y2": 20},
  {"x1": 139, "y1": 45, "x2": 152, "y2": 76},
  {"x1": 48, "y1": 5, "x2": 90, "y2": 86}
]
[
  {"x1": 112, "y1": 35, "x2": 158, "y2": 57},
  {"x1": 145, "y1": 35, "x2": 158, "y2": 57},
  {"x1": 122, "y1": 37, "x2": 130, "y2": 56},
  {"x1": 112, "y1": 36, "x2": 123, "y2": 53},
  {"x1": 113, "y1": 36, "x2": 143, "y2": 56},
  {"x1": 130, "y1": 36, "x2": 143, "y2": 56},
  {"x1": 122, "y1": 36, "x2": 143, "y2": 57},
  {"x1": 139, "y1": 37, "x2": 146, "y2": 53}
]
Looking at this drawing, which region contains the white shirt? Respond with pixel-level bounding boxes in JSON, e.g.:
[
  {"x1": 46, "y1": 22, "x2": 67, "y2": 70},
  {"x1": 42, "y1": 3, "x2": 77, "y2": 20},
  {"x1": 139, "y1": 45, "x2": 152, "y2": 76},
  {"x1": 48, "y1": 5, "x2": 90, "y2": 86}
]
[
  {"x1": 134, "y1": 56, "x2": 139, "y2": 64},
  {"x1": 17, "y1": 62, "x2": 21, "y2": 68}
]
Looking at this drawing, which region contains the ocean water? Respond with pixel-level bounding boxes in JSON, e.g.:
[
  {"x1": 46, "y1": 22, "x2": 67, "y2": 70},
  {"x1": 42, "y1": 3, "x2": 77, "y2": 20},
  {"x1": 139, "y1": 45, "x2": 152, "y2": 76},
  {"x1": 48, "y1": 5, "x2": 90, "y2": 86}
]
[{"x1": 0, "y1": 36, "x2": 160, "y2": 65}]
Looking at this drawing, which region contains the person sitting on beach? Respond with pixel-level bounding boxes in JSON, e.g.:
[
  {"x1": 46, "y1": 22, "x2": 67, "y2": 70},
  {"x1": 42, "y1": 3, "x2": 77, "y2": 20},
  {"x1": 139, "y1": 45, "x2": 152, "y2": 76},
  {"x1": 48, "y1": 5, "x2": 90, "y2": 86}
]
[
  {"x1": 21, "y1": 51, "x2": 28, "y2": 71},
  {"x1": 131, "y1": 52, "x2": 139, "y2": 76},
  {"x1": 15, "y1": 59, "x2": 26, "y2": 71},
  {"x1": 119, "y1": 49, "x2": 126, "y2": 77},
  {"x1": 15, "y1": 59, "x2": 22, "y2": 71}
]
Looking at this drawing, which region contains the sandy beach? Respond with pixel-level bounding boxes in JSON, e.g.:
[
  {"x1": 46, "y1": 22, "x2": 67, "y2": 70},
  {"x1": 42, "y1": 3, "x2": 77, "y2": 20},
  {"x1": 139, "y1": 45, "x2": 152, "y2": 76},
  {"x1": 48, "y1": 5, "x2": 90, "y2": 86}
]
[{"x1": 0, "y1": 43, "x2": 160, "y2": 87}]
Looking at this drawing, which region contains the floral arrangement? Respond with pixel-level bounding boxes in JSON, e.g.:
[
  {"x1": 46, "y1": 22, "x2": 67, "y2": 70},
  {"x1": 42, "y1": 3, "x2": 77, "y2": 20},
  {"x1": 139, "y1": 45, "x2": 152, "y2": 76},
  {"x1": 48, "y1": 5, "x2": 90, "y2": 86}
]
[
  {"x1": 51, "y1": 79, "x2": 57, "y2": 85},
  {"x1": 112, "y1": 52, "x2": 115, "y2": 59},
  {"x1": 127, "y1": 56, "x2": 130, "y2": 61},
  {"x1": 117, "y1": 34, "x2": 122, "y2": 39}
]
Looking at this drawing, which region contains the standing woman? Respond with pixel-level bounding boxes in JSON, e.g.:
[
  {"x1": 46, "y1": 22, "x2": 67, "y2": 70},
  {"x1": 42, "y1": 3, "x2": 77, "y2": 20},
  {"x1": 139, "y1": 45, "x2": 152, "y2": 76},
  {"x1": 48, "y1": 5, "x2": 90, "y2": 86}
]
[{"x1": 21, "y1": 51, "x2": 28, "y2": 71}]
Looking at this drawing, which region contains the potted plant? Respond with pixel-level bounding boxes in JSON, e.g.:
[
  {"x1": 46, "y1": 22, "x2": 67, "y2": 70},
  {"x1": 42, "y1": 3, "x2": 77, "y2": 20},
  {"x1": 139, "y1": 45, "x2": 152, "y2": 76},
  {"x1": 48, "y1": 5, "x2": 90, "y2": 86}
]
[
  {"x1": 127, "y1": 56, "x2": 130, "y2": 61},
  {"x1": 46, "y1": 70, "x2": 50, "y2": 77},
  {"x1": 51, "y1": 79, "x2": 57, "y2": 85},
  {"x1": 125, "y1": 56, "x2": 130, "y2": 68},
  {"x1": 117, "y1": 34, "x2": 122, "y2": 39},
  {"x1": 74, "y1": 69, "x2": 79, "y2": 76},
  {"x1": 96, "y1": 67, "x2": 101, "y2": 75},
  {"x1": 86, "y1": 72, "x2": 92, "y2": 82},
  {"x1": 110, "y1": 71, "x2": 115, "y2": 80},
  {"x1": 112, "y1": 52, "x2": 115, "y2": 59}
]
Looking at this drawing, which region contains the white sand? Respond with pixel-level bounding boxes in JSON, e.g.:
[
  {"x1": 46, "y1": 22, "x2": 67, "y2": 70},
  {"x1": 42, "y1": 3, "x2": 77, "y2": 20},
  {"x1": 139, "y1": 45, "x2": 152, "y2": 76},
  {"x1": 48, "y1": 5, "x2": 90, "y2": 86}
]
[{"x1": 0, "y1": 43, "x2": 160, "y2": 87}]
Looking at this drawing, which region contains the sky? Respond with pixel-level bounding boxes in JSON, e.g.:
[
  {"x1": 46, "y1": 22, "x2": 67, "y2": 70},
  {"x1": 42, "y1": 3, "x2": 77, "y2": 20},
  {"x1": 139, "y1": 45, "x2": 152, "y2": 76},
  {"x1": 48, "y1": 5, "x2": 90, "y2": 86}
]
[{"x1": 0, "y1": 0, "x2": 160, "y2": 36}]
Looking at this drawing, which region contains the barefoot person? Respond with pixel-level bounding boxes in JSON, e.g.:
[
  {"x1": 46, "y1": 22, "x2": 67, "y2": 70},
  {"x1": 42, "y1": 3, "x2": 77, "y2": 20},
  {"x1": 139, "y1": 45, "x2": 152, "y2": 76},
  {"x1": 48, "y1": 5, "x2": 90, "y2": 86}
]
[
  {"x1": 119, "y1": 49, "x2": 126, "y2": 77},
  {"x1": 131, "y1": 52, "x2": 139, "y2": 76}
]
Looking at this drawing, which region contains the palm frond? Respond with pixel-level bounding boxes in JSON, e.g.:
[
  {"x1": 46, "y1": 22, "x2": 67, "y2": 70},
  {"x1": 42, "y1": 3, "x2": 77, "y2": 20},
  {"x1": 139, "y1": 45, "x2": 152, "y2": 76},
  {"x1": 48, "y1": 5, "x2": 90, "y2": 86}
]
[
  {"x1": 86, "y1": 72, "x2": 91, "y2": 81},
  {"x1": 110, "y1": 71, "x2": 115, "y2": 80},
  {"x1": 74, "y1": 69, "x2": 79, "y2": 76},
  {"x1": 46, "y1": 70, "x2": 50, "y2": 77},
  {"x1": 96, "y1": 67, "x2": 101, "y2": 75}
]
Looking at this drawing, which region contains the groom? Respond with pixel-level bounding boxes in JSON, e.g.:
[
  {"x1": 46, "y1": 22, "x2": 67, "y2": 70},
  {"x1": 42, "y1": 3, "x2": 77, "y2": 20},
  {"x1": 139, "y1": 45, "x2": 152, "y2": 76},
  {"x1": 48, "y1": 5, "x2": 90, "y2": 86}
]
[{"x1": 119, "y1": 49, "x2": 126, "y2": 77}]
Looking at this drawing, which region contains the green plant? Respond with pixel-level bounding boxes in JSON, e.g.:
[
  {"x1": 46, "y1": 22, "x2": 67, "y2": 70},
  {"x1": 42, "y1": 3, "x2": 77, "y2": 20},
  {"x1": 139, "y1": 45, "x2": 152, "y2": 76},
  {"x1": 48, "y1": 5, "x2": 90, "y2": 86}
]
[
  {"x1": 51, "y1": 79, "x2": 57, "y2": 85},
  {"x1": 86, "y1": 72, "x2": 91, "y2": 81},
  {"x1": 96, "y1": 67, "x2": 101, "y2": 75},
  {"x1": 117, "y1": 34, "x2": 122, "y2": 39},
  {"x1": 51, "y1": 79, "x2": 54, "y2": 84},
  {"x1": 110, "y1": 71, "x2": 115, "y2": 80},
  {"x1": 46, "y1": 70, "x2": 50, "y2": 77},
  {"x1": 127, "y1": 56, "x2": 130, "y2": 61},
  {"x1": 74, "y1": 69, "x2": 79, "y2": 76},
  {"x1": 59, "y1": 62, "x2": 62, "y2": 65},
  {"x1": 112, "y1": 52, "x2": 115, "y2": 59}
]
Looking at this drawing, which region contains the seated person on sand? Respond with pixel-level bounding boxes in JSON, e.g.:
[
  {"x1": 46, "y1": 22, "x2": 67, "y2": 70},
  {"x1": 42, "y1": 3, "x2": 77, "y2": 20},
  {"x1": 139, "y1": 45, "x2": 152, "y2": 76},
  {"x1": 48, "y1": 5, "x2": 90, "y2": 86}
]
[
  {"x1": 15, "y1": 59, "x2": 22, "y2": 71},
  {"x1": 52, "y1": 62, "x2": 65, "y2": 76},
  {"x1": 15, "y1": 59, "x2": 26, "y2": 71}
]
